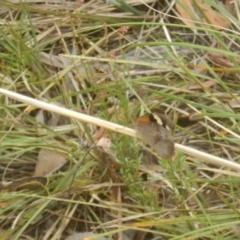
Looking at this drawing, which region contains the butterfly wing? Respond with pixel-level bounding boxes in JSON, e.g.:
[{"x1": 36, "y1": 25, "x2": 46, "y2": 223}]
[{"x1": 135, "y1": 120, "x2": 175, "y2": 159}]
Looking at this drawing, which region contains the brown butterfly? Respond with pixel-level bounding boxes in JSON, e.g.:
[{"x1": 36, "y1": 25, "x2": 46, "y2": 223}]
[{"x1": 134, "y1": 112, "x2": 175, "y2": 159}]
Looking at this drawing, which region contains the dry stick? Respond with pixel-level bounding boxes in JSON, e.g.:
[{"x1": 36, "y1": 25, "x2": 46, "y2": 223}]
[{"x1": 1, "y1": 88, "x2": 240, "y2": 171}]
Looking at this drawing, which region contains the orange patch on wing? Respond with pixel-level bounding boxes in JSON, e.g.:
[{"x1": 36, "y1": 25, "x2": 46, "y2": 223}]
[{"x1": 136, "y1": 115, "x2": 150, "y2": 123}]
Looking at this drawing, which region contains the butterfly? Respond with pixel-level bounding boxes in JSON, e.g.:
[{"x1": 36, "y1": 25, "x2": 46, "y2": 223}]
[{"x1": 135, "y1": 111, "x2": 175, "y2": 159}]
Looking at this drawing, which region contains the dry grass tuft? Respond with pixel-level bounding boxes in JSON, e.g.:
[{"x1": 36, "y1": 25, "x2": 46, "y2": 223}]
[{"x1": 1, "y1": 0, "x2": 240, "y2": 239}]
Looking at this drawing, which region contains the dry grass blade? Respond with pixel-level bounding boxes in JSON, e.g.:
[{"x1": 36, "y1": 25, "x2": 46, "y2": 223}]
[
  {"x1": 1, "y1": 88, "x2": 240, "y2": 171},
  {"x1": 0, "y1": 88, "x2": 135, "y2": 137}
]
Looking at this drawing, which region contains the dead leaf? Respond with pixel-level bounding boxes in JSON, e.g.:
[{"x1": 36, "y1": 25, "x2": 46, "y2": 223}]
[
  {"x1": 221, "y1": 0, "x2": 234, "y2": 12},
  {"x1": 34, "y1": 149, "x2": 67, "y2": 176},
  {"x1": 189, "y1": 80, "x2": 217, "y2": 90},
  {"x1": 207, "y1": 51, "x2": 234, "y2": 68},
  {"x1": 96, "y1": 136, "x2": 112, "y2": 155},
  {"x1": 225, "y1": 98, "x2": 240, "y2": 109},
  {"x1": 176, "y1": 0, "x2": 230, "y2": 30},
  {"x1": 176, "y1": 0, "x2": 196, "y2": 28}
]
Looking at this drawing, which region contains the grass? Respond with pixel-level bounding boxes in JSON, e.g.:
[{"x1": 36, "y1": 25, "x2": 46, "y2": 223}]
[{"x1": 1, "y1": 0, "x2": 240, "y2": 239}]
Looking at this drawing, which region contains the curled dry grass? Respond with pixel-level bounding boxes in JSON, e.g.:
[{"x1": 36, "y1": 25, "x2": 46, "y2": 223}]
[{"x1": 1, "y1": 0, "x2": 240, "y2": 239}]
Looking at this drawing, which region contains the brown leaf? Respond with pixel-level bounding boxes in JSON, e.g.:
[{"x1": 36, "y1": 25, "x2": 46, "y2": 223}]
[
  {"x1": 176, "y1": 0, "x2": 196, "y2": 28},
  {"x1": 189, "y1": 80, "x2": 217, "y2": 90},
  {"x1": 34, "y1": 149, "x2": 67, "y2": 176},
  {"x1": 176, "y1": 0, "x2": 230, "y2": 30},
  {"x1": 96, "y1": 136, "x2": 112, "y2": 155},
  {"x1": 224, "y1": 0, "x2": 234, "y2": 12},
  {"x1": 225, "y1": 98, "x2": 240, "y2": 109},
  {"x1": 207, "y1": 51, "x2": 234, "y2": 68}
]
